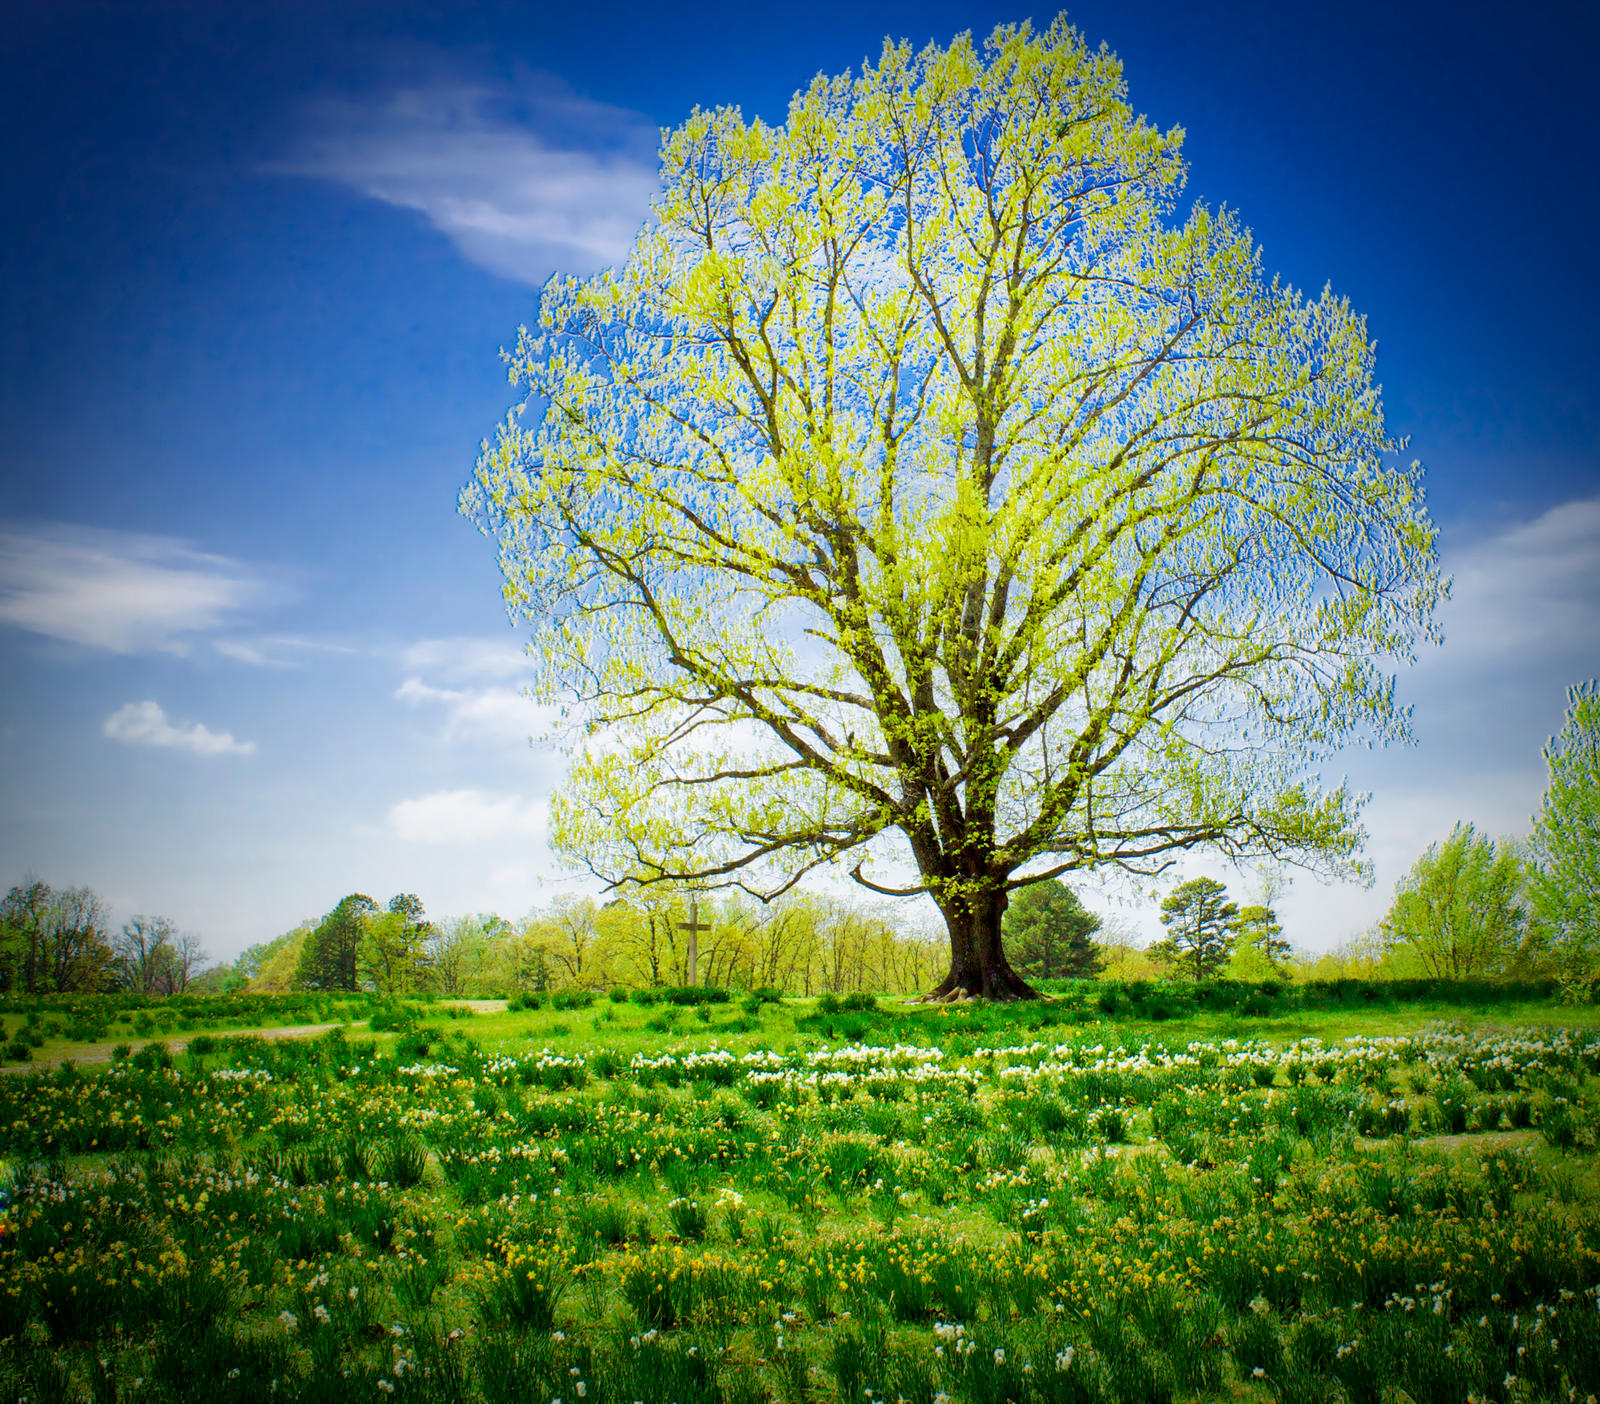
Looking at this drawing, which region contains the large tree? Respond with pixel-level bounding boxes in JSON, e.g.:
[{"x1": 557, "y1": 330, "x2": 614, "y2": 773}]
[
  {"x1": 465, "y1": 18, "x2": 1440, "y2": 999},
  {"x1": 1003, "y1": 879, "x2": 1103, "y2": 979},
  {"x1": 116, "y1": 914, "x2": 177, "y2": 994},
  {"x1": 1151, "y1": 876, "x2": 1239, "y2": 980},
  {"x1": 1528, "y1": 682, "x2": 1600, "y2": 995}
]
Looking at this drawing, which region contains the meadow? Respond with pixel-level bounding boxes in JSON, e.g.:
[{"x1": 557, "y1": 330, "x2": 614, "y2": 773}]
[{"x1": 2, "y1": 987, "x2": 1599, "y2": 1404}]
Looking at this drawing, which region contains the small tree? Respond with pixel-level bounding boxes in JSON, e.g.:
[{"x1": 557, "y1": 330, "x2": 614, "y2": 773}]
[
  {"x1": 362, "y1": 894, "x2": 436, "y2": 996},
  {"x1": 1528, "y1": 682, "x2": 1600, "y2": 995},
  {"x1": 116, "y1": 915, "x2": 176, "y2": 993},
  {"x1": 1003, "y1": 880, "x2": 1104, "y2": 979},
  {"x1": 1231, "y1": 904, "x2": 1290, "y2": 976},
  {"x1": 1151, "y1": 877, "x2": 1238, "y2": 980},
  {"x1": 1380, "y1": 824, "x2": 1525, "y2": 979}
]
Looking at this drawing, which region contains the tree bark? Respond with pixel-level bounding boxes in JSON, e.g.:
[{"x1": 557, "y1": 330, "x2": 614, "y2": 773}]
[{"x1": 921, "y1": 887, "x2": 1041, "y2": 1001}]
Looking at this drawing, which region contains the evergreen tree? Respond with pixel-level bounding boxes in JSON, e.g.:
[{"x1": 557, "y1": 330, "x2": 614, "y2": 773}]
[
  {"x1": 1002, "y1": 880, "x2": 1104, "y2": 979},
  {"x1": 295, "y1": 893, "x2": 376, "y2": 991},
  {"x1": 1151, "y1": 878, "x2": 1238, "y2": 980}
]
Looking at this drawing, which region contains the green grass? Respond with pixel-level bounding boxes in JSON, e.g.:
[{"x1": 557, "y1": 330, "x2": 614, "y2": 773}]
[{"x1": 5, "y1": 993, "x2": 1600, "y2": 1401}]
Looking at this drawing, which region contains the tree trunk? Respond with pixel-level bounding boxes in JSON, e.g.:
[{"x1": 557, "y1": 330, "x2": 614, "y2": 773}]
[{"x1": 921, "y1": 887, "x2": 1040, "y2": 1001}]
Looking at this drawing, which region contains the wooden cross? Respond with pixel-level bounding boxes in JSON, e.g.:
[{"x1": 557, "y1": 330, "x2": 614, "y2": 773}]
[{"x1": 676, "y1": 892, "x2": 710, "y2": 986}]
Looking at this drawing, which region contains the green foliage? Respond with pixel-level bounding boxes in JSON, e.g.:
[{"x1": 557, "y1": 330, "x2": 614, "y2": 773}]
[
  {"x1": 1004, "y1": 880, "x2": 1104, "y2": 979},
  {"x1": 1150, "y1": 878, "x2": 1238, "y2": 980},
  {"x1": 2, "y1": 994, "x2": 1600, "y2": 1402},
  {"x1": 1529, "y1": 682, "x2": 1600, "y2": 996},
  {"x1": 1381, "y1": 824, "x2": 1526, "y2": 979},
  {"x1": 360, "y1": 893, "x2": 435, "y2": 996},
  {"x1": 1232, "y1": 904, "x2": 1290, "y2": 975},
  {"x1": 0, "y1": 879, "x2": 116, "y2": 994},
  {"x1": 465, "y1": 18, "x2": 1439, "y2": 995},
  {"x1": 294, "y1": 893, "x2": 377, "y2": 992}
]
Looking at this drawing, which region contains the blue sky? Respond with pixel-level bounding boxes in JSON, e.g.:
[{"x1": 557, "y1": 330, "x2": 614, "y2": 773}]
[{"x1": 2, "y1": 0, "x2": 1596, "y2": 960}]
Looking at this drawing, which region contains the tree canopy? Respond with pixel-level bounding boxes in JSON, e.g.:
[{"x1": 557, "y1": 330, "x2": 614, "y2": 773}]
[
  {"x1": 295, "y1": 893, "x2": 377, "y2": 992},
  {"x1": 464, "y1": 17, "x2": 1440, "y2": 999},
  {"x1": 0, "y1": 879, "x2": 117, "y2": 994}
]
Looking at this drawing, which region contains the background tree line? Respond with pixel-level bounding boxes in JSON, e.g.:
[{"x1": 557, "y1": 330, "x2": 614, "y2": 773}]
[
  {"x1": 239, "y1": 889, "x2": 953, "y2": 999},
  {"x1": 0, "y1": 879, "x2": 208, "y2": 995},
  {"x1": 9, "y1": 675, "x2": 1591, "y2": 1002}
]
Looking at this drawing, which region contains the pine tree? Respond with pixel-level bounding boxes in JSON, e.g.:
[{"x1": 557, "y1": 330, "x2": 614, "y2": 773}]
[
  {"x1": 1002, "y1": 880, "x2": 1104, "y2": 979},
  {"x1": 1151, "y1": 878, "x2": 1238, "y2": 981},
  {"x1": 295, "y1": 893, "x2": 376, "y2": 991}
]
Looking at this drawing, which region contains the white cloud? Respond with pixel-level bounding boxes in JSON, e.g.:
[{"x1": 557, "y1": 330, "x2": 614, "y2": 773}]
[
  {"x1": 1426, "y1": 496, "x2": 1600, "y2": 673},
  {"x1": 0, "y1": 524, "x2": 270, "y2": 654},
  {"x1": 395, "y1": 676, "x2": 554, "y2": 745},
  {"x1": 387, "y1": 789, "x2": 547, "y2": 844},
  {"x1": 401, "y1": 635, "x2": 532, "y2": 683},
  {"x1": 103, "y1": 700, "x2": 256, "y2": 757},
  {"x1": 212, "y1": 634, "x2": 365, "y2": 668},
  {"x1": 272, "y1": 77, "x2": 657, "y2": 284},
  {"x1": 212, "y1": 639, "x2": 280, "y2": 667}
]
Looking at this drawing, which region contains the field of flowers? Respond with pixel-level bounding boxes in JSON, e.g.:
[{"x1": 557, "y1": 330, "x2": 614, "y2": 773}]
[{"x1": 2, "y1": 1011, "x2": 1599, "y2": 1404}]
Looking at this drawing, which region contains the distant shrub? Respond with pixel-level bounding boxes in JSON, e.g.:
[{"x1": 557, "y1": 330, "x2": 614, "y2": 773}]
[
  {"x1": 609, "y1": 987, "x2": 630, "y2": 1003},
  {"x1": 663, "y1": 986, "x2": 731, "y2": 1006},
  {"x1": 631, "y1": 987, "x2": 664, "y2": 1006},
  {"x1": 368, "y1": 1004, "x2": 420, "y2": 1033},
  {"x1": 551, "y1": 990, "x2": 595, "y2": 1011}
]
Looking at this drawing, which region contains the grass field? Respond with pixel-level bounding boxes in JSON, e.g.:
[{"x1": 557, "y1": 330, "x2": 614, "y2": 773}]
[{"x1": 3, "y1": 992, "x2": 1599, "y2": 1404}]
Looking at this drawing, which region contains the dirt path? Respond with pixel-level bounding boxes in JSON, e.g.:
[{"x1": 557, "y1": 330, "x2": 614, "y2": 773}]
[
  {"x1": 0, "y1": 1021, "x2": 354, "y2": 1073},
  {"x1": 1, "y1": 998, "x2": 506, "y2": 1075}
]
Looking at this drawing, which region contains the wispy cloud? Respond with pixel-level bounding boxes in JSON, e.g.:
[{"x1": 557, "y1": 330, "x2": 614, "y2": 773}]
[
  {"x1": 211, "y1": 635, "x2": 364, "y2": 668},
  {"x1": 0, "y1": 524, "x2": 270, "y2": 655},
  {"x1": 388, "y1": 789, "x2": 547, "y2": 844},
  {"x1": 272, "y1": 76, "x2": 658, "y2": 284},
  {"x1": 396, "y1": 676, "x2": 550, "y2": 745},
  {"x1": 104, "y1": 700, "x2": 256, "y2": 757},
  {"x1": 401, "y1": 635, "x2": 531, "y2": 683},
  {"x1": 1426, "y1": 496, "x2": 1600, "y2": 673}
]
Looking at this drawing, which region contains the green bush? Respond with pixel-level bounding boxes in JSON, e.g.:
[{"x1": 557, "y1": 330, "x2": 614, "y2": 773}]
[{"x1": 663, "y1": 985, "x2": 731, "y2": 1006}]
